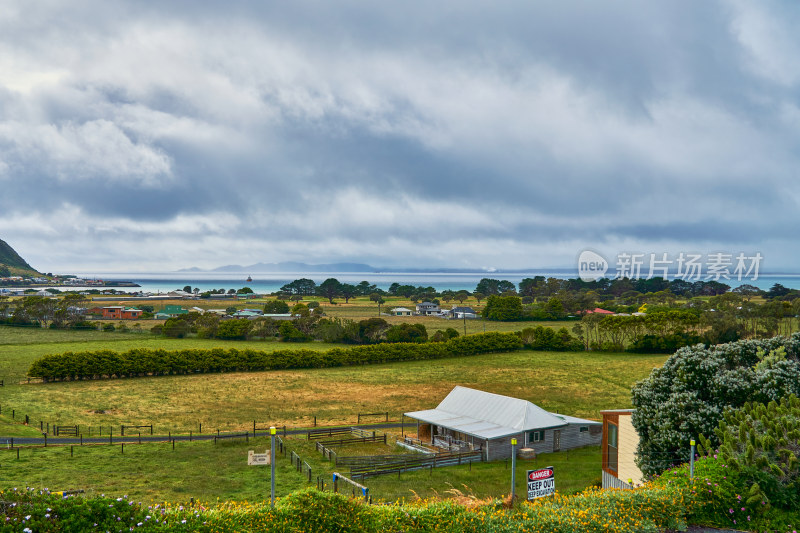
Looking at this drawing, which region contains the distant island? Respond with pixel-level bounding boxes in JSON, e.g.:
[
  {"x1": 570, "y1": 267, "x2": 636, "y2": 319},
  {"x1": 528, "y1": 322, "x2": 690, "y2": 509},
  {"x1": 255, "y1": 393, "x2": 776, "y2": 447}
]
[{"x1": 177, "y1": 261, "x2": 573, "y2": 274}]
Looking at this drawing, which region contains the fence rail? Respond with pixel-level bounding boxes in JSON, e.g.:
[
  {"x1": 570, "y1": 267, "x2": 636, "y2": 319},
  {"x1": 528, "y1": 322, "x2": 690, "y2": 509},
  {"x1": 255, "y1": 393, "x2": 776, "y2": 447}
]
[
  {"x1": 350, "y1": 450, "x2": 483, "y2": 480},
  {"x1": 307, "y1": 427, "x2": 352, "y2": 440},
  {"x1": 333, "y1": 472, "x2": 369, "y2": 502}
]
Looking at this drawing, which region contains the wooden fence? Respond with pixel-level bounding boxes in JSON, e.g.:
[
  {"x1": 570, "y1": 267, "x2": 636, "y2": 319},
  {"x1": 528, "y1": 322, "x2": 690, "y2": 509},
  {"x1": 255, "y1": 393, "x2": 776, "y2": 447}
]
[
  {"x1": 307, "y1": 427, "x2": 352, "y2": 440},
  {"x1": 349, "y1": 450, "x2": 483, "y2": 480}
]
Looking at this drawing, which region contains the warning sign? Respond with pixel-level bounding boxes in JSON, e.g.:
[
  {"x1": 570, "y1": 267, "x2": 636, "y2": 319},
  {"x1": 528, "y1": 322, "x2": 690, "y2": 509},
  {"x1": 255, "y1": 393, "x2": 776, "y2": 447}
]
[{"x1": 527, "y1": 467, "x2": 555, "y2": 500}]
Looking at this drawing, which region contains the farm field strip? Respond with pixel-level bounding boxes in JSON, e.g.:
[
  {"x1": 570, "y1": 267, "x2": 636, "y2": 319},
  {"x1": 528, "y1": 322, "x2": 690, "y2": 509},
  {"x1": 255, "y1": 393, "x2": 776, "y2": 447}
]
[{"x1": 1, "y1": 347, "x2": 666, "y2": 432}]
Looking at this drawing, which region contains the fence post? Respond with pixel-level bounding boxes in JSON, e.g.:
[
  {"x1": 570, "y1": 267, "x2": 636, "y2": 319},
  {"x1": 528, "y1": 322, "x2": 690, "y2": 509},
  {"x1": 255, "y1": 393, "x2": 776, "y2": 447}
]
[
  {"x1": 314, "y1": 416, "x2": 316, "y2": 427},
  {"x1": 270, "y1": 427, "x2": 276, "y2": 508},
  {"x1": 44, "y1": 434, "x2": 47, "y2": 447},
  {"x1": 71, "y1": 445, "x2": 73, "y2": 457},
  {"x1": 333, "y1": 473, "x2": 338, "y2": 493},
  {"x1": 199, "y1": 423, "x2": 202, "y2": 433},
  {"x1": 121, "y1": 443, "x2": 124, "y2": 454},
  {"x1": 690, "y1": 439, "x2": 696, "y2": 479}
]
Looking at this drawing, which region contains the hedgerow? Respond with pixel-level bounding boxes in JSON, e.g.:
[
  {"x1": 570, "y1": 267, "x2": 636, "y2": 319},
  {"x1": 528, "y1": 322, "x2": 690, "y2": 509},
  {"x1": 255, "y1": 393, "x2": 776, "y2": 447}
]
[{"x1": 26, "y1": 332, "x2": 523, "y2": 382}]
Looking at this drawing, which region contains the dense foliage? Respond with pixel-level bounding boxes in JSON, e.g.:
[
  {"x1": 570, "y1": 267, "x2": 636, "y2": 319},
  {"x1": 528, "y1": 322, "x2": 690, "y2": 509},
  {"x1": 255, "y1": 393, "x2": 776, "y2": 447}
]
[
  {"x1": 631, "y1": 333, "x2": 800, "y2": 477},
  {"x1": 27, "y1": 332, "x2": 523, "y2": 381},
  {"x1": 700, "y1": 395, "x2": 800, "y2": 512}
]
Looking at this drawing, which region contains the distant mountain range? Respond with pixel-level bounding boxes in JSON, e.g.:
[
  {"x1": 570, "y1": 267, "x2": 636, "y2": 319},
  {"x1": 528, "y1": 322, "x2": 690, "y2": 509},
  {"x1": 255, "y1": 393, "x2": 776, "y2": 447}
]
[
  {"x1": 0, "y1": 237, "x2": 38, "y2": 274},
  {"x1": 177, "y1": 262, "x2": 574, "y2": 274}
]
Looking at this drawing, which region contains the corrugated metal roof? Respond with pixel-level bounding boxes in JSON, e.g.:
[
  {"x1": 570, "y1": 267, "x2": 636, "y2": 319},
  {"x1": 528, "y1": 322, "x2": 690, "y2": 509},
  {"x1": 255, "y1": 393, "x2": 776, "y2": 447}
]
[{"x1": 405, "y1": 386, "x2": 569, "y2": 440}]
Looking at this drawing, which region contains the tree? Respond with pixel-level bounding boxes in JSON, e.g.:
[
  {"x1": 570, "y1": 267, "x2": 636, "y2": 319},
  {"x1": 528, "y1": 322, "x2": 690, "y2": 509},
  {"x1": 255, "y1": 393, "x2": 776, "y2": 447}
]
[
  {"x1": 475, "y1": 278, "x2": 502, "y2": 295},
  {"x1": 183, "y1": 285, "x2": 192, "y2": 293},
  {"x1": 482, "y1": 295, "x2": 523, "y2": 321},
  {"x1": 369, "y1": 293, "x2": 385, "y2": 316},
  {"x1": 291, "y1": 303, "x2": 310, "y2": 317},
  {"x1": 280, "y1": 278, "x2": 317, "y2": 296},
  {"x1": 473, "y1": 292, "x2": 485, "y2": 304},
  {"x1": 162, "y1": 317, "x2": 190, "y2": 338},
  {"x1": 766, "y1": 283, "x2": 791, "y2": 300},
  {"x1": 278, "y1": 320, "x2": 310, "y2": 342},
  {"x1": 225, "y1": 306, "x2": 238, "y2": 315},
  {"x1": 317, "y1": 278, "x2": 342, "y2": 304},
  {"x1": 357, "y1": 281, "x2": 377, "y2": 296},
  {"x1": 216, "y1": 318, "x2": 252, "y2": 340},
  {"x1": 358, "y1": 318, "x2": 389, "y2": 343},
  {"x1": 386, "y1": 323, "x2": 428, "y2": 343},
  {"x1": 264, "y1": 300, "x2": 290, "y2": 314},
  {"x1": 339, "y1": 284, "x2": 357, "y2": 303},
  {"x1": 631, "y1": 335, "x2": 800, "y2": 478},
  {"x1": 237, "y1": 287, "x2": 254, "y2": 294},
  {"x1": 455, "y1": 290, "x2": 470, "y2": 304}
]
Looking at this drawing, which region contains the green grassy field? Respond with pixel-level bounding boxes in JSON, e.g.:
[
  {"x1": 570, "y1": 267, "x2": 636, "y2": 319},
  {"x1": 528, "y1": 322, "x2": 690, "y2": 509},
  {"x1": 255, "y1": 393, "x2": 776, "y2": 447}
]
[
  {"x1": 0, "y1": 431, "x2": 600, "y2": 504},
  {"x1": 283, "y1": 434, "x2": 600, "y2": 502},
  {"x1": 0, "y1": 344, "x2": 664, "y2": 432},
  {"x1": 0, "y1": 325, "x2": 666, "y2": 504},
  {"x1": 0, "y1": 436, "x2": 310, "y2": 503}
]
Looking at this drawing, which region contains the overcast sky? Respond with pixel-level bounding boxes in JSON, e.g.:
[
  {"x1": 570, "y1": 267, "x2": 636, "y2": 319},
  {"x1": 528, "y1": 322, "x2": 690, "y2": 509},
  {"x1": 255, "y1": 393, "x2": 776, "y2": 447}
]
[{"x1": 1, "y1": 1, "x2": 799, "y2": 273}]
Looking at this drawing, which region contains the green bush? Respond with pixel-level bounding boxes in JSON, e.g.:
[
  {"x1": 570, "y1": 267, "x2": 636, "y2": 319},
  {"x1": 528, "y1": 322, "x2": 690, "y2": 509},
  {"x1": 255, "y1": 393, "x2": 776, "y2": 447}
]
[
  {"x1": 518, "y1": 326, "x2": 583, "y2": 351},
  {"x1": 482, "y1": 295, "x2": 523, "y2": 321},
  {"x1": 702, "y1": 394, "x2": 800, "y2": 512},
  {"x1": 27, "y1": 332, "x2": 523, "y2": 381},
  {"x1": 632, "y1": 334, "x2": 800, "y2": 478},
  {"x1": 385, "y1": 323, "x2": 428, "y2": 343}
]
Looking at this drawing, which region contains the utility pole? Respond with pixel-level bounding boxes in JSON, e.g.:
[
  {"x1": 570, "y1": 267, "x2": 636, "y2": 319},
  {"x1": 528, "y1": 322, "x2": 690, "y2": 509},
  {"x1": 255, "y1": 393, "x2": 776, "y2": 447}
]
[{"x1": 510, "y1": 437, "x2": 517, "y2": 504}]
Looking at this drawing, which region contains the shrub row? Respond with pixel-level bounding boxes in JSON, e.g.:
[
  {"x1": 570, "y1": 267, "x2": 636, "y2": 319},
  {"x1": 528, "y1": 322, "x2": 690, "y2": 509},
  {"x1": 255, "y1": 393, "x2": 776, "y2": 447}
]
[{"x1": 27, "y1": 331, "x2": 523, "y2": 381}]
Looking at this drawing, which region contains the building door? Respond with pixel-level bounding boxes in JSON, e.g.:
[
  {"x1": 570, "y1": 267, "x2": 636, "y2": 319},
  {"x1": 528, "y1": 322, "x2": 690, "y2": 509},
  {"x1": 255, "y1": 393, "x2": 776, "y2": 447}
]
[{"x1": 553, "y1": 430, "x2": 561, "y2": 452}]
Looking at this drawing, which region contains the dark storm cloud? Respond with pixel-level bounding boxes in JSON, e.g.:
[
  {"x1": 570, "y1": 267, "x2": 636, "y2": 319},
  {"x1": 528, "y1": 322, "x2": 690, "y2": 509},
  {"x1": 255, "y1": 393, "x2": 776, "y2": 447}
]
[{"x1": 1, "y1": 0, "x2": 800, "y2": 270}]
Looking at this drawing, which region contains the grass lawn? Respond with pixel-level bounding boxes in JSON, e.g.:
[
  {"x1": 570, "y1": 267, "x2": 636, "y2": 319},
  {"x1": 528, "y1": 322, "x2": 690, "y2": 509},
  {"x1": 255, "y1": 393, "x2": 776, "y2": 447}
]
[
  {"x1": 0, "y1": 436, "x2": 311, "y2": 503},
  {"x1": 277, "y1": 433, "x2": 600, "y2": 503},
  {"x1": 0, "y1": 432, "x2": 600, "y2": 504}
]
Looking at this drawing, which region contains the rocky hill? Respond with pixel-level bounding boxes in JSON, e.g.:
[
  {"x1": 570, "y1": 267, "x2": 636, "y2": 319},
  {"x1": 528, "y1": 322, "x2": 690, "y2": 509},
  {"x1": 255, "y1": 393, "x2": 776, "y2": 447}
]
[{"x1": 0, "y1": 238, "x2": 39, "y2": 275}]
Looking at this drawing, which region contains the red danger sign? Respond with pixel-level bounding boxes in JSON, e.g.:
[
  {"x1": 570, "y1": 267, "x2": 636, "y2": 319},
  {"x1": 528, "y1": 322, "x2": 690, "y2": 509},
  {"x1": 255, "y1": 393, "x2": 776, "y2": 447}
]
[
  {"x1": 527, "y1": 467, "x2": 555, "y2": 500},
  {"x1": 528, "y1": 468, "x2": 553, "y2": 481}
]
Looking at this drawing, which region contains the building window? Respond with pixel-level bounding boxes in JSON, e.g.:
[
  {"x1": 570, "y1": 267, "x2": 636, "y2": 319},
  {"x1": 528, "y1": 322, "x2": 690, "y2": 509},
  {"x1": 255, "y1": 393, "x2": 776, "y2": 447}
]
[
  {"x1": 528, "y1": 430, "x2": 545, "y2": 444},
  {"x1": 607, "y1": 423, "x2": 618, "y2": 472},
  {"x1": 579, "y1": 426, "x2": 589, "y2": 433}
]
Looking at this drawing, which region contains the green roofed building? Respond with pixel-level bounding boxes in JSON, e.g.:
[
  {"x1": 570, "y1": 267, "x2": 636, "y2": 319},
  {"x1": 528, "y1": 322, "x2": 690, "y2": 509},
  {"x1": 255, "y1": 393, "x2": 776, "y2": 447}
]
[{"x1": 154, "y1": 305, "x2": 189, "y2": 319}]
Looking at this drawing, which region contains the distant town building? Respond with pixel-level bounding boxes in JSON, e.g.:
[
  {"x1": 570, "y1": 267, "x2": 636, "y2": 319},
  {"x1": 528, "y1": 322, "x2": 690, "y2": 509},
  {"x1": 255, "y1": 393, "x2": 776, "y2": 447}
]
[
  {"x1": 415, "y1": 302, "x2": 440, "y2": 316},
  {"x1": 102, "y1": 306, "x2": 143, "y2": 319}
]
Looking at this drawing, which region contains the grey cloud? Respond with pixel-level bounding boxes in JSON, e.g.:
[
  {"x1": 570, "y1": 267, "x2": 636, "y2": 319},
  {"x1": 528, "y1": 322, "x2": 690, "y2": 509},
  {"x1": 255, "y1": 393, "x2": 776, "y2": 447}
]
[{"x1": 1, "y1": 1, "x2": 799, "y2": 271}]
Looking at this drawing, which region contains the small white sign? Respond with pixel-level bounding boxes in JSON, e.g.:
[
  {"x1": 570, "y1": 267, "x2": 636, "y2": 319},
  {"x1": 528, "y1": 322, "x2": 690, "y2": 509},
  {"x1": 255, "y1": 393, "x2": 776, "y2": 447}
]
[
  {"x1": 248, "y1": 450, "x2": 271, "y2": 465},
  {"x1": 527, "y1": 467, "x2": 555, "y2": 500}
]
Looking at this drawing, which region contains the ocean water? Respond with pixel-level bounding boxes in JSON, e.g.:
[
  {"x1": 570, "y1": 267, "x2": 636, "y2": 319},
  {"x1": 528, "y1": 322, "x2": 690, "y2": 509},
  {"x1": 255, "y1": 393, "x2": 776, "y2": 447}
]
[{"x1": 63, "y1": 271, "x2": 800, "y2": 295}]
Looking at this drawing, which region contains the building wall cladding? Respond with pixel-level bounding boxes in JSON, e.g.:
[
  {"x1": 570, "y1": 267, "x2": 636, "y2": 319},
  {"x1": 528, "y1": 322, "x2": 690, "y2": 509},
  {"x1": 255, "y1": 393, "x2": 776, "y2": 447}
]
[
  {"x1": 617, "y1": 415, "x2": 643, "y2": 486},
  {"x1": 486, "y1": 423, "x2": 601, "y2": 461}
]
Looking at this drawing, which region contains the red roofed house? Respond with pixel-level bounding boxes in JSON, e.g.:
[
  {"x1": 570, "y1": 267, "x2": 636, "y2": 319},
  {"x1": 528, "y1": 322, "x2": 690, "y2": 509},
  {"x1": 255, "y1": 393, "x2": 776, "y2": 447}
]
[
  {"x1": 583, "y1": 308, "x2": 614, "y2": 315},
  {"x1": 102, "y1": 306, "x2": 143, "y2": 319}
]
